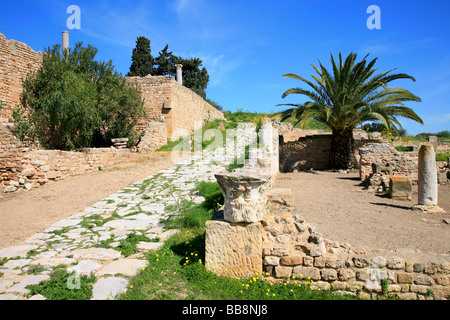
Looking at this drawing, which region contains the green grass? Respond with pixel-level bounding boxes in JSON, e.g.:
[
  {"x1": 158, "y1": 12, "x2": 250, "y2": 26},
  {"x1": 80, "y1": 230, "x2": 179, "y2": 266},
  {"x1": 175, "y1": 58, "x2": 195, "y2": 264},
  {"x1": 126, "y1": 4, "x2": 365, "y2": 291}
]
[
  {"x1": 26, "y1": 266, "x2": 96, "y2": 300},
  {"x1": 395, "y1": 146, "x2": 414, "y2": 152},
  {"x1": 119, "y1": 223, "x2": 359, "y2": 301},
  {"x1": 116, "y1": 233, "x2": 159, "y2": 257},
  {"x1": 436, "y1": 152, "x2": 450, "y2": 162}
]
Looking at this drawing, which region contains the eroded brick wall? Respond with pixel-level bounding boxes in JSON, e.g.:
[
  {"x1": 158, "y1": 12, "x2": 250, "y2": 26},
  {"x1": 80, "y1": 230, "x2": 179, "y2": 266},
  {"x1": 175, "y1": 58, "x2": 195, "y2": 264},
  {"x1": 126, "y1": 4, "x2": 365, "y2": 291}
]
[
  {"x1": 0, "y1": 33, "x2": 43, "y2": 123},
  {"x1": 1, "y1": 124, "x2": 130, "y2": 192},
  {"x1": 126, "y1": 75, "x2": 224, "y2": 141}
]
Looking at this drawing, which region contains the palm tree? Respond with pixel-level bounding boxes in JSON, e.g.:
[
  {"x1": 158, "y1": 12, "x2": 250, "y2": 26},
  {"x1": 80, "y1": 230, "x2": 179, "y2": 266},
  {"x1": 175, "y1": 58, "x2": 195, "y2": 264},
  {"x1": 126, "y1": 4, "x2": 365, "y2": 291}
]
[{"x1": 276, "y1": 52, "x2": 423, "y2": 169}]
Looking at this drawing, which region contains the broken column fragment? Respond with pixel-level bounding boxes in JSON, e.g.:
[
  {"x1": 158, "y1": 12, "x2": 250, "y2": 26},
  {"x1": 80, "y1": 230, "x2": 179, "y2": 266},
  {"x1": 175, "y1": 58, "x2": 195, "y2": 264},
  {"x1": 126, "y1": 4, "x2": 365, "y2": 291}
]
[
  {"x1": 205, "y1": 172, "x2": 270, "y2": 278},
  {"x1": 214, "y1": 172, "x2": 271, "y2": 223},
  {"x1": 418, "y1": 144, "x2": 438, "y2": 206}
]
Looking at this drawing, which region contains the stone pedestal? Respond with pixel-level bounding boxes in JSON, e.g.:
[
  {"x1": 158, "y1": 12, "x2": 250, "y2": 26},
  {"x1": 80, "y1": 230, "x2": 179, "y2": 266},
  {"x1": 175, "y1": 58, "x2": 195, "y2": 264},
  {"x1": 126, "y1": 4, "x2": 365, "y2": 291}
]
[
  {"x1": 418, "y1": 145, "x2": 438, "y2": 206},
  {"x1": 389, "y1": 177, "x2": 412, "y2": 200},
  {"x1": 205, "y1": 216, "x2": 262, "y2": 279},
  {"x1": 214, "y1": 172, "x2": 271, "y2": 223}
]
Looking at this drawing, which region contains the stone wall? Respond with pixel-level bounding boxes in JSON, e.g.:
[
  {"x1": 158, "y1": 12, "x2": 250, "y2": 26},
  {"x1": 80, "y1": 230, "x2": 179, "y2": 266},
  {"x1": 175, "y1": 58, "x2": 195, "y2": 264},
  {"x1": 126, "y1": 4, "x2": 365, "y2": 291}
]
[
  {"x1": 126, "y1": 76, "x2": 224, "y2": 141},
  {"x1": 0, "y1": 33, "x2": 43, "y2": 123},
  {"x1": 279, "y1": 134, "x2": 332, "y2": 172},
  {"x1": 279, "y1": 131, "x2": 386, "y2": 173},
  {"x1": 0, "y1": 34, "x2": 223, "y2": 151},
  {"x1": 135, "y1": 121, "x2": 167, "y2": 153},
  {"x1": 278, "y1": 123, "x2": 326, "y2": 143},
  {"x1": 262, "y1": 208, "x2": 450, "y2": 300},
  {"x1": 1, "y1": 124, "x2": 130, "y2": 193},
  {"x1": 359, "y1": 143, "x2": 418, "y2": 182}
]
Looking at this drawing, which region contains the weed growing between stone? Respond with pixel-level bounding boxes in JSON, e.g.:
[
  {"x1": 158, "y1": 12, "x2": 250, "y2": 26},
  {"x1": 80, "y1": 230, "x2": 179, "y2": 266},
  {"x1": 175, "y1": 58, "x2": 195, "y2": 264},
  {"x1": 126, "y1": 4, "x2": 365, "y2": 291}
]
[{"x1": 26, "y1": 265, "x2": 96, "y2": 300}]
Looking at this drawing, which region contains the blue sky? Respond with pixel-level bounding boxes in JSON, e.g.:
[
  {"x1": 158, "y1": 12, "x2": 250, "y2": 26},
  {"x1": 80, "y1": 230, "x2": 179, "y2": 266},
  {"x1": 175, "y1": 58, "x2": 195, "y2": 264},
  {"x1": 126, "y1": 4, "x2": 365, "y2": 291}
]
[{"x1": 1, "y1": 0, "x2": 449, "y2": 135}]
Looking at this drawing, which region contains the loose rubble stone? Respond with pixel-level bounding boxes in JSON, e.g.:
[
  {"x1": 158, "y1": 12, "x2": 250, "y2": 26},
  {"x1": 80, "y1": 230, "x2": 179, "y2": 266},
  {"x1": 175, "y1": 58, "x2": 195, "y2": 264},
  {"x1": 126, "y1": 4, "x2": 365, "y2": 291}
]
[
  {"x1": 67, "y1": 260, "x2": 103, "y2": 275},
  {"x1": 0, "y1": 245, "x2": 38, "y2": 259},
  {"x1": 5, "y1": 275, "x2": 50, "y2": 294},
  {"x1": 96, "y1": 259, "x2": 148, "y2": 277},
  {"x1": 91, "y1": 277, "x2": 129, "y2": 300}
]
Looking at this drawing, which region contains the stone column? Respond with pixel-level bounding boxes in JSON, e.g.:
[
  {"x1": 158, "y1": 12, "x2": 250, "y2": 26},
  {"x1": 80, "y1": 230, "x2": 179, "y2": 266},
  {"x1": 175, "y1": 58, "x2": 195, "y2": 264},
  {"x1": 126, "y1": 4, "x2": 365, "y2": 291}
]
[
  {"x1": 418, "y1": 144, "x2": 438, "y2": 206},
  {"x1": 259, "y1": 118, "x2": 280, "y2": 180},
  {"x1": 175, "y1": 64, "x2": 183, "y2": 85},
  {"x1": 205, "y1": 172, "x2": 270, "y2": 278},
  {"x1": 62, "y1": 31, "x2": 69, "y2": 56},
  {"x1": 214, "y1": 172, "x2": 271, "y2": 223}
]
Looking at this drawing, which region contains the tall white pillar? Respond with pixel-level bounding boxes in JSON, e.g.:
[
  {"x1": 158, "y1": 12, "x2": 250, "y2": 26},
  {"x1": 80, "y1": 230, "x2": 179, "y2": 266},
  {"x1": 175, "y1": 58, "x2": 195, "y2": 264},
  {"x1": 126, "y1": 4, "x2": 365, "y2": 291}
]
[
  {"x1": 62, "y1": 31, "x2": 69, "y2": 56},
  {"x1": 175, "y1": 64, "x2": 183, "y2": 85},
  {"x1": 418, "y1": 144, "x2": 438, "y2": 206}
]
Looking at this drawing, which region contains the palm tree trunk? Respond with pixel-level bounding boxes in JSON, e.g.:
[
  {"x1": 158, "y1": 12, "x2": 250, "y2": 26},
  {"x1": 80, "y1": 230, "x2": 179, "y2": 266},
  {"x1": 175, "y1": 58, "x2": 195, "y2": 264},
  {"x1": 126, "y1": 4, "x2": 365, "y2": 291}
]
[{"x1": 329, "y1": 128, "x2": 354, "y2": 169}]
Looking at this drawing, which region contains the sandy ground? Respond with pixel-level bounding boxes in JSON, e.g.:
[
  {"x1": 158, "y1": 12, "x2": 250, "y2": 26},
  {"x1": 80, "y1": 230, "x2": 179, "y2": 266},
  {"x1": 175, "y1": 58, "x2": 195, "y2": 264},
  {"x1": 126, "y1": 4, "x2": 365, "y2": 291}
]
[
  {"x1": 0, "y1": 152, "x2": 177, "y2": 248},
  {"x1": 276, "y1": 171, "x2": 450, "y2": 255}
]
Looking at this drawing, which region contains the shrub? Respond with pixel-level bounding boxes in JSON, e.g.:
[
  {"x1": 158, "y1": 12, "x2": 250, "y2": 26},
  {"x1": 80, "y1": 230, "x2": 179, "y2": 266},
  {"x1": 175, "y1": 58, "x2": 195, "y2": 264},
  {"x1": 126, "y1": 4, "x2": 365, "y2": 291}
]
[
  {"x1": 436, "y1": 152, "x2": 450, "y2": 162},
  {"x1": 17, "y1": 42, "x2": 143, "y2": 150}
]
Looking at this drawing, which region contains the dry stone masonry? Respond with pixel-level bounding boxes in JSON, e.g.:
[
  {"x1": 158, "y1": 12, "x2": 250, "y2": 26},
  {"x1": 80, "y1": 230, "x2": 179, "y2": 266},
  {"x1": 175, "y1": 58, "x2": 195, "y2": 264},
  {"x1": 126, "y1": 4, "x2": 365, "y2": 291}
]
[
  {"x1": 1, "y1": 124, "x2": 131, "y2": 193},
  {"x1": 0, "y1": 33, "x2": 43, "y2": 123}
]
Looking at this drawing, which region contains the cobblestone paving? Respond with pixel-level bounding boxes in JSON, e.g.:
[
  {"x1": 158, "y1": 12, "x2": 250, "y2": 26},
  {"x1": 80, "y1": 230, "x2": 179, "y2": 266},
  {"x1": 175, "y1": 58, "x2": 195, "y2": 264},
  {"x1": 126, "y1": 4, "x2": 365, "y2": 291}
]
[{"x1": 0, "y1": 124, "x2": 256, "y2": 300}]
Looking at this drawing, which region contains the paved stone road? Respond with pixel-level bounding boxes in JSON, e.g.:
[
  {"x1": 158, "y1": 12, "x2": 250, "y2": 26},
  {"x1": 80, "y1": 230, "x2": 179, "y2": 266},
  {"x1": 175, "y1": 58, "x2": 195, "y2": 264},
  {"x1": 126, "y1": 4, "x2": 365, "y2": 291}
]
[{"x1": 0, "y1": 124, "x2": 256, "y2": 300}]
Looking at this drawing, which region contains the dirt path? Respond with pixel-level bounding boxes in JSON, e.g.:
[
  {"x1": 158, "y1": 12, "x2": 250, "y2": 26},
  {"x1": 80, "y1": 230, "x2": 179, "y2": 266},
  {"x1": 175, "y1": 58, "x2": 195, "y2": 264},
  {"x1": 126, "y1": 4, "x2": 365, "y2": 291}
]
[
  {"x1": 276, "y1": 171, "x2": 450, "y2": 255},
  {"x1": 0, "y1": 152, "x2": 178, "y2": 248}
]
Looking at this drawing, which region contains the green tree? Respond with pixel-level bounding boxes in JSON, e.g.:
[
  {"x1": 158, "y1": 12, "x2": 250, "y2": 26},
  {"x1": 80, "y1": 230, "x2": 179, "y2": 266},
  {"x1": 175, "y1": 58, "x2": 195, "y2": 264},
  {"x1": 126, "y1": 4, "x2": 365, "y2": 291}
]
[
  {"x1": 149, "y1": 43, "x2": 210, "y2": 99},
  {"x1": 277, "y1": 52, "x2": 423, "y2": 169},
  {"x1": 206, "y1": 99, "x2": 223, "y2": 112},
  {"x1": 127, "y1": 36, "x2": 156, "y2": 77},
  {"x1": 19, "y1": 42, "x2": 143, "y2": 150}
]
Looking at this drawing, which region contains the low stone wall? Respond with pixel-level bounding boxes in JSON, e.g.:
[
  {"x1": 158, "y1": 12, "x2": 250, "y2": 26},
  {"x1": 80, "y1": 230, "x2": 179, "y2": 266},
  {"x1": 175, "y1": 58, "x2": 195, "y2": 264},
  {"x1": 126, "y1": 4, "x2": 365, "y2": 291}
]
[
  {"x1": 279, "y1": 134, "x2": 332, "y2": 172},
  {"x1": 1, "y1": 124, "x2": 130, "y2": 193},
  {"x1": 261, "y1": 208, "x2": 450, "y2": 300},
  {"x1": 359, "y1": 143, "x2": 418, "y2": 182},
  {"x1": 279, "y1": 131, "x2": 385, "y2": 172}
]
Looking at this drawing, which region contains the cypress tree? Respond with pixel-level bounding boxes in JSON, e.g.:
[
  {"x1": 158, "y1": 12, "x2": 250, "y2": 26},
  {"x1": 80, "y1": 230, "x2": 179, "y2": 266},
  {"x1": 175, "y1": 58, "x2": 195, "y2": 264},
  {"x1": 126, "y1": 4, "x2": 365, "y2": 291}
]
[{"x1": 127, "y1": 36, "x2": 156, "y2": 77}]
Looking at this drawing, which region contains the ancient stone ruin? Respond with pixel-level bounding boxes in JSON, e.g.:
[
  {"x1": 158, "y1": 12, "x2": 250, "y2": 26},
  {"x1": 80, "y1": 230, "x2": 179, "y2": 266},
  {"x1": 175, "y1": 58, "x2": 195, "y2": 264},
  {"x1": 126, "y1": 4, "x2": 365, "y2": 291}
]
[
  {"x1": 0, "y1": 33, "x2": 223, "y2": 193},
  {"x1": 205, "y1": 118, "x2": 450, "y2": 300}
]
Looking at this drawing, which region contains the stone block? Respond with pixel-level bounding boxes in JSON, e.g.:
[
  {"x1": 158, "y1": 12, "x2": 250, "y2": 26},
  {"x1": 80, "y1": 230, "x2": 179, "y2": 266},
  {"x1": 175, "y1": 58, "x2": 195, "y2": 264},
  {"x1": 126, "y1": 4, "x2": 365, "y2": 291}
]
[
  {"x1": 205, "y1": 219, "x2": 262, "y2": 279},
  {"x1": 292, "y1": 266, "x2": 321, "y2": 280},
  {"x1": 275, "y1": 266, "x2": 293, "y2": 278},
  {"x1": 389, "y1": 177, "x2": 412, "y2": 200},
  {"x1": 266, "y1": 188, "x2": 295, "y2": 207},
  {"x1": 397, "y1": 273, "x2": 414, "y2": 284},
  {"x1": 280, "y1": 254, "x2": 303, "y2": 266}
]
